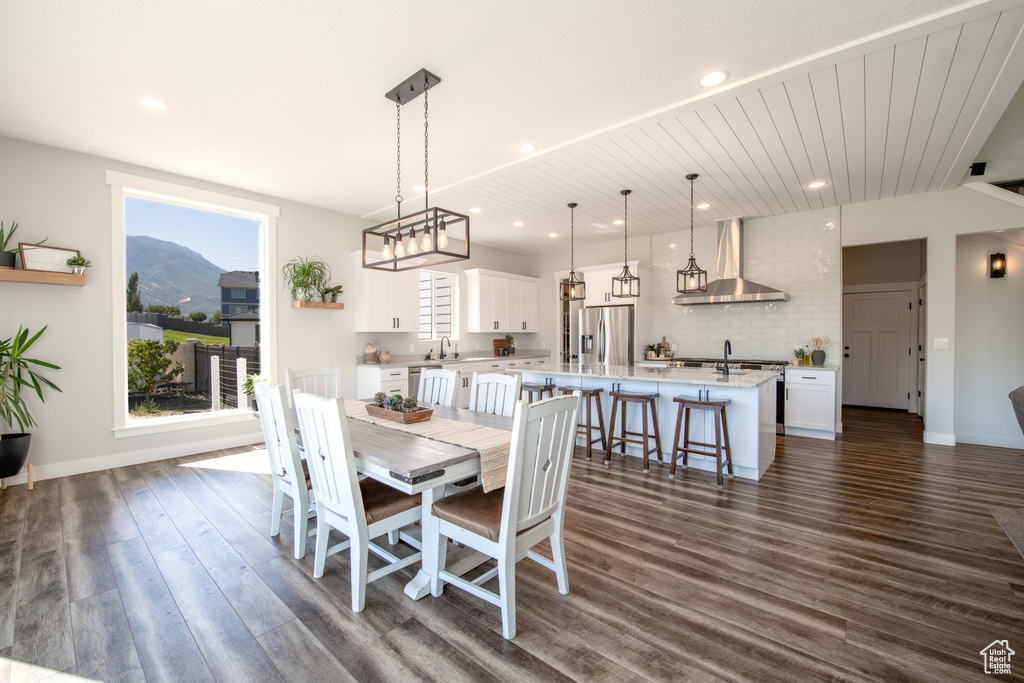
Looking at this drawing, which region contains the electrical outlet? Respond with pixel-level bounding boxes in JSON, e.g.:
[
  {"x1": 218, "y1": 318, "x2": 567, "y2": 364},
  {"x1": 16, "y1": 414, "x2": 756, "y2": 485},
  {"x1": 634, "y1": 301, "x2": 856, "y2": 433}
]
[
  {"x1": 475, "y1": 343, "x2": 480, "y2": 350},
  {"x1": 934, "y1": 338, "x2": 949, "y2": 349},
  {"x1": 671, "y1": 343, "x2": 677, "y2": 352},
  {"x1": 409, "y1": 344, "x2": 415, "y2": 352}
]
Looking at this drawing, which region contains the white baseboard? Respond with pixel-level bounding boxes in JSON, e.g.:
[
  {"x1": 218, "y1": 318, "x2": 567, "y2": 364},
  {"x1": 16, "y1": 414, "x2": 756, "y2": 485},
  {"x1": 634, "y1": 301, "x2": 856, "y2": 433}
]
[
  {"x1": 923, "y1": 431, "x2": 956, "y2": 446},
  {"x1": 955, "y1": 432, "x2": 1024, "y2": 450},
  {"x1": 1, "y1": 432, "x2": 265, "y2": 486}
]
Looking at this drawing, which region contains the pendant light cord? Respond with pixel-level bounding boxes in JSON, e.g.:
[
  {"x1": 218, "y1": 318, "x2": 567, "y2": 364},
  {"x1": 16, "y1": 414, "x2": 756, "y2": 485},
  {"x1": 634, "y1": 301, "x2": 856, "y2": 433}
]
[
  {"x1": 395, "y1": 96, "x2": 403, "y2": 220},
  {"x1": 570, "y1": 204, "x2": 575, "y2": 271},
  {"x1": 623, "y1": 191, "x2": 629, "y2": 265},
  {"x1": 689, "y1": 175, "x2": 695, "y2": 258},
  {"x1": 423, "y1": 72, "x2": 429, "y2": 210}
]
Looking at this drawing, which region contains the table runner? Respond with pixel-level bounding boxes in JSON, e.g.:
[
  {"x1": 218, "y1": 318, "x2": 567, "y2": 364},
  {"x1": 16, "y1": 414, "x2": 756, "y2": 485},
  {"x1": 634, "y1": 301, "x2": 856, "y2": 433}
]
[{"x1": 344, "y1": 400, "x2": 510, "y2": 492}]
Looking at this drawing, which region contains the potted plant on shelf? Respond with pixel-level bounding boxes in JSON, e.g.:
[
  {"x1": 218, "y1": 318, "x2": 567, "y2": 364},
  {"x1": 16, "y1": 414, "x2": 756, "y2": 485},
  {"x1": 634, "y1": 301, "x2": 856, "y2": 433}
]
[
  {"x1": 504, "y1": 334, "x2": 516, "y2": 356},
  {"x1": 320, "y1": 284, "x2": 343, "y2": 303},
  {"x1": 65, "y1": 255, "x2": 92, "y2": 275},
  {"x1": 282, "y1": 256, "x2": 331, "y2": 302},
  {"x1": 0, "y1": 326, "x2": 61, "y2": 486}
]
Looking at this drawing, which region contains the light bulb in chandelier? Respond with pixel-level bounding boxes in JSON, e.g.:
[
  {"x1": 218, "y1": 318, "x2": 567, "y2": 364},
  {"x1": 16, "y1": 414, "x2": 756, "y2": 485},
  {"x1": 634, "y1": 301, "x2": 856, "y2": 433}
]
[
  {"x1": 382, "y1": 236, "x2": 392, "y2": 261},
  {"x1": 437, "y1": 219, "x2": 448, "y2": 248},
  {"x1": 394, "y1": 232, "x2": 405, "y2": 258},
  {"x1": 408, "y1": 227, "x2": 418, "y2": 255},
  {"x1": 421, "y1": 224, "x2": 432, "y2": 251}
]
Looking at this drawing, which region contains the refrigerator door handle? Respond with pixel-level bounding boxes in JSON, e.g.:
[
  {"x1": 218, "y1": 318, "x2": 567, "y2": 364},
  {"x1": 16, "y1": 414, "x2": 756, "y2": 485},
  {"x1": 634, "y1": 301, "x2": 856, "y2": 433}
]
[{"x1": 598, "y1": 314, "x2": 605, "y2": 365}]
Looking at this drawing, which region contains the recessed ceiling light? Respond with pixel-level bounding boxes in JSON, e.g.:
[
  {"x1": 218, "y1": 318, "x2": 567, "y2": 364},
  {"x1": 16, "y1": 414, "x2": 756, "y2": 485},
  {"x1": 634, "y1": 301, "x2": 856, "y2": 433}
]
[
  {"x1": 807, "y1": 180, "x2": 829, "y2": 189},
  {"x1": 613, "y1": 220, "x2": 624, "y2": 225},
  {"x1": 136, "y1": 96, "x2": 167, "y2": 110},
  {"x1": 469, "y1": 207, "x2": 481, "y2": 213},
  {"x1": 699, "y1": 71, "x2": 728, "y2": 87},
  {"x1": 513, "y1": 221, "x2": 524, "y2": 227},
  {"x1": 413, "y1": 185, "x2": 426, "y2": 192},
  {"x1": 517, "y1": 143, "x2": 536, "y2": 153},
  {"x1": 548, "y1": 233, "x2": 558, "y2": 238},
  {"x1": 697, "y1": 203, "x2": 711, "y2": 209}
]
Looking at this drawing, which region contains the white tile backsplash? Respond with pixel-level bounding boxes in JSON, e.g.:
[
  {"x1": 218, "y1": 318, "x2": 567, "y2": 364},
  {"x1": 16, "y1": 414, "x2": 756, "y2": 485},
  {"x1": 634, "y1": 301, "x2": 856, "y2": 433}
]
[{"x1": 644, "y1": 207, "x2": 841, "y2": 361}]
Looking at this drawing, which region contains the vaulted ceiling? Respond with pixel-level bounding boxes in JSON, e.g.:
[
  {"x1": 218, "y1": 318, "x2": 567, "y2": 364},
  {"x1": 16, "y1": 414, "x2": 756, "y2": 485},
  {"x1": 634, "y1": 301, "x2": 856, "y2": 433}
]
[{"x1": 2, "y1": 1, "x2": 1023, "y2": 254}]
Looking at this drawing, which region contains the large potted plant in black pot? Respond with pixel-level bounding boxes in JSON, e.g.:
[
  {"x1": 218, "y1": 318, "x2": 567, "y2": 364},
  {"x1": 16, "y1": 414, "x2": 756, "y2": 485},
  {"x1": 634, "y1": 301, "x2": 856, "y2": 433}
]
[{"x1": 0, "y1": 326, "x2": 61, "y2": 484}]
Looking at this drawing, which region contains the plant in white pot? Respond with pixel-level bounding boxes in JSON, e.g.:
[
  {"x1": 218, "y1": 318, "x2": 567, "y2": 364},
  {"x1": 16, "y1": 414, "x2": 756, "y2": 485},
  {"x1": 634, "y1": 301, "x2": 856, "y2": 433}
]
[
  {"x1": 0, "y1": 326, "x2": 61, "y2": 487},
  {"x1": 65, "y1": 255, "x2": 92, "y2": 276}
]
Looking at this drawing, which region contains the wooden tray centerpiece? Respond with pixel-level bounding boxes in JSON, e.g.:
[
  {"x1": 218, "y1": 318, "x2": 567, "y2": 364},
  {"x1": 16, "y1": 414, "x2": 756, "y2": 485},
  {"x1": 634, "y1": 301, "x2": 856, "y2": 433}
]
[{"x1": 366, "y1": 394, "x2": 433, "y2": 424}]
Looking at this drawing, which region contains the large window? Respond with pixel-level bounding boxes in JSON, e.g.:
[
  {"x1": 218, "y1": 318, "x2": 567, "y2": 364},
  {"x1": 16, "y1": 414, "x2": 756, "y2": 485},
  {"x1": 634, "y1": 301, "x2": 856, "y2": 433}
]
[
  {"x1": 108, "y1": 171, "x2": 278, "y2": 435},
  {"x1": 418, "y1": 271, "x2": 455, "y2": 341}
]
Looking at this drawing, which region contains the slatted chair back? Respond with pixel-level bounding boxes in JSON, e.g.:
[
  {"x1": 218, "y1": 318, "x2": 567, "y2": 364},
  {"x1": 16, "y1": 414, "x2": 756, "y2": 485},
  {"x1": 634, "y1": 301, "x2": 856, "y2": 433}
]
[
  {"x1": 502, "y1": 393, "x2": 581, "y2": 536},
  {"x1": 285, "y1": 366, "x2": 342, "y2": 408},
  {"x1": 468, "y1": 372, "x2": 522, "y2": 417},
  {"x1": 293, "y1": 391, "x2": 363, "y2": 532},
  {"x1": 417, "y1": 368, "x2": 459, "y2": 407}
]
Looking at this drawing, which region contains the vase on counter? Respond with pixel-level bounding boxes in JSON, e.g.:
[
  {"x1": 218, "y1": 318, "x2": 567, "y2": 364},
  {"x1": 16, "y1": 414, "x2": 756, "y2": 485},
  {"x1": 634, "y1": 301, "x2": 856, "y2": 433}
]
[
  {"x1": 379, "y1": 350, "x2": 391, "y2": 364},
  {"x1": 364, "y1": 341, "x2": 378, "y2": 364},
  {"x1": 811, "y1": 350, "x2": 825, "y2": 366}
]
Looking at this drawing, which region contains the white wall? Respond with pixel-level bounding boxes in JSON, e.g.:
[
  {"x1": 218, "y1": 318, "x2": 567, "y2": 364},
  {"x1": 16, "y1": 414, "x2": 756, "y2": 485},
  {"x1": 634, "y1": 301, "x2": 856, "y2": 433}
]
[
  {"x1": 954, "y1": 232, "x2": 1024, "y2": 448},
  {"x1": 0, "y1": 135, "x2": 538, "y2": 481},
  {"x1": 842, "y1": 186, "x2": 1024, "y2": 445},
  {"x1": 843, "y1": 239, "x2": 924, "y2": 286}
]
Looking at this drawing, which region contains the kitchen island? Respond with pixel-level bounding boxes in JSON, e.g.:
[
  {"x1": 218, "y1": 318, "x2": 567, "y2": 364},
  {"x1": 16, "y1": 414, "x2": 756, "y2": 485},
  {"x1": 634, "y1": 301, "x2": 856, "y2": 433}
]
[{"x1": 514, "y1": 363, "x2": 779, "y2": 481}]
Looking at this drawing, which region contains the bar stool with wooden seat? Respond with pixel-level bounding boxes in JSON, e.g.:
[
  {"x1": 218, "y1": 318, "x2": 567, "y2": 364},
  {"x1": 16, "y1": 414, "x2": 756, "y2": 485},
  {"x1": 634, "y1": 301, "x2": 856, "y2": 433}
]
[
  {"x1": 521, "y1": 380, "x2": 556, "y2": 403},
  {"x1": 607, "y1": 390, "x2": 663, "y2": 472},
  {"x1": 557, "y1": 386, "x2": 607, "y2": 461},
  {"x1": 670, "y1": 394, "x2": 733, "y2": 489}
]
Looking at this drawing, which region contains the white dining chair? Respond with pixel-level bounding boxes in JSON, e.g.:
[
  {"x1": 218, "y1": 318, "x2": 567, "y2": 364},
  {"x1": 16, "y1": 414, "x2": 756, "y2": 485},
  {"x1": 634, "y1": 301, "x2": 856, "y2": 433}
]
[
  {"x1": 429, "y1": 392, "x2": 581, "y2": 639},
  {"x1": 253, "y1": 382, "x2": 316, "y2": 559},
  {"x1": 468, "y1": 372, "x2": 522, "y2": 417},
  {"x1": 293, "y1": 391, "x2": 423, "y2": 612},
  {"x1": 417, "y1": 368, "x2": 459, "y2": 407},
  {"x1": 285, "y1": 366, "x2": 342, "y2": 408}
]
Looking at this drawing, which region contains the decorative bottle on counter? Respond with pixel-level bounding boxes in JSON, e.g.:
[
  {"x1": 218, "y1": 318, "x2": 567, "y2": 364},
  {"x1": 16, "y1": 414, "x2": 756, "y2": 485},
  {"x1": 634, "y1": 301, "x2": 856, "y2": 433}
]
[{"x1": 802, "y1": 345, "x2": 811, "y2": 365}]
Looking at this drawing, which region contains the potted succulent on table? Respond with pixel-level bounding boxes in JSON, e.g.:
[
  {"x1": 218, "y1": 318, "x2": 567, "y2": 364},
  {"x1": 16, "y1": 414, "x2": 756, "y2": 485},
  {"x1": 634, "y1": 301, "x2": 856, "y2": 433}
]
[
  {"x1": 65, "y1": 255, "x2": 92, "y2": 276},
  {"x1": 372, "y1": 392, "x2": 388, "y2": 408},
  {"x1": 402, "y1": 396, "x2": 419, "y2": 413},
  {"x1": 0, "y1": 326, "x2": 61, "y2": 487}
]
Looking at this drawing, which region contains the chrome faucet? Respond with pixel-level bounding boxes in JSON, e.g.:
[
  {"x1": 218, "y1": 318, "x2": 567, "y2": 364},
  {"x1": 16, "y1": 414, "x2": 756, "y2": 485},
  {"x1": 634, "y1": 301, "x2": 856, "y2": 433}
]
[
  {"x1": 723, "y1": 339, "x2": 732, "y2": 377},
  {"x1": 440, "y1": 336, "x2": 451, "y2": 360}
]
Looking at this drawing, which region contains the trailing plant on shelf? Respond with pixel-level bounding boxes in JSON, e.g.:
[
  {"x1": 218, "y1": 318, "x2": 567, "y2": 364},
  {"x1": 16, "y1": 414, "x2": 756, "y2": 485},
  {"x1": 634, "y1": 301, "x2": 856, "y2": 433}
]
[{"x1": 282, "y1": 256, "x2": 332, "y2": 302}]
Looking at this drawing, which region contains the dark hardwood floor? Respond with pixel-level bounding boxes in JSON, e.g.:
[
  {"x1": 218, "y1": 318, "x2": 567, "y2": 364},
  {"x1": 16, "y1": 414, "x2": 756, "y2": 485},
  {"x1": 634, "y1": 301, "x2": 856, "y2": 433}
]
[{"x1": 2, "y1": 407, "x2": 1023, "y2": 682}]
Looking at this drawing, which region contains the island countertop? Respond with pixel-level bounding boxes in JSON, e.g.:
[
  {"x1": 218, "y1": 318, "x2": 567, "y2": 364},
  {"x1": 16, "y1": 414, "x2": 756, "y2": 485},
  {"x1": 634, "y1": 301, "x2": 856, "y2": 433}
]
[{"x1": 512, "y1": 363, "x2": 779, "y2": 388}]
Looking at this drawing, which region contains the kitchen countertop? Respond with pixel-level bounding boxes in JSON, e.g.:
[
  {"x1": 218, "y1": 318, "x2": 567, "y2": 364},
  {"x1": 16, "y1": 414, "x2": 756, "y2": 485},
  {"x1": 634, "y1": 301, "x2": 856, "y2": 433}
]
[
  {"x1": 513, "y1": 363, "x2": 780, "y2": 388},
  {"x1": 357, "y1": 350, "x2": 551, "y2": 369}
]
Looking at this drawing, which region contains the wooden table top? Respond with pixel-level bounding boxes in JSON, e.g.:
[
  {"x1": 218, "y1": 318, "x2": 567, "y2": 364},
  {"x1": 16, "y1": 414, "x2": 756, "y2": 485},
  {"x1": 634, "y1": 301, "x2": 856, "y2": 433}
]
[{"x1": 347, "y1": 404, "x2": 513, "y2": 480}]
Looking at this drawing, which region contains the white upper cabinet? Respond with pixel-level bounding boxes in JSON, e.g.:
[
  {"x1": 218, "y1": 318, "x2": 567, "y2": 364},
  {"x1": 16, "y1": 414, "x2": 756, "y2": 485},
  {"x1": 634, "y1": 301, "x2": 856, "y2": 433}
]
[
  {"x1": 466, "y1": 269, "x2": 540, "y2": 333},
  {"x1": 350, "y1": 252, "x2": 420, "y2": 332},
  {"x1": 581, "y1": 267, "x2": 617, "y2": 305}
]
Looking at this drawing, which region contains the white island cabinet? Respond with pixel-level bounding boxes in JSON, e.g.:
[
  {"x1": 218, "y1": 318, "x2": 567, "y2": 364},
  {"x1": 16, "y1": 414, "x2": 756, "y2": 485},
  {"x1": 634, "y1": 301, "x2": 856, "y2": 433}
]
[
  {"x1": 784, "y1": 367, "x2": 837, "y2": 440},
  {"x1": 516, "y1": 364, "x2": 778, "y2": 481}
]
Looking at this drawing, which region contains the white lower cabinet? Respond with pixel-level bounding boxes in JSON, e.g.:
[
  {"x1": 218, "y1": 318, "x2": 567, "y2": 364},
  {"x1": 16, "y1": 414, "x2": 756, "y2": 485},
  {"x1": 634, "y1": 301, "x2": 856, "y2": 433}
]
[
  {"x1": 455, "y1": 363, "x2": 486, "y2": 408},
  {"x1": 784, "y1": 368, "x2": 836, "y2": 439},
  {"x1": 356, "y1": 366, "x2": 409, "y2": 400}
]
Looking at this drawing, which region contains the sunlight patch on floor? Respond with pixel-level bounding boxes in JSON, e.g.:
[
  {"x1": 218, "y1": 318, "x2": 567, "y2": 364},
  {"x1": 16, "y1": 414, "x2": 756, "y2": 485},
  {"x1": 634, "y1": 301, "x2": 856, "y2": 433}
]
[
  {"x1": 181, "y1": 448, "x2": 271, "y2": 474},
  {"x1": 5, "y1": 658, "x2": 85, "y2": 682}
]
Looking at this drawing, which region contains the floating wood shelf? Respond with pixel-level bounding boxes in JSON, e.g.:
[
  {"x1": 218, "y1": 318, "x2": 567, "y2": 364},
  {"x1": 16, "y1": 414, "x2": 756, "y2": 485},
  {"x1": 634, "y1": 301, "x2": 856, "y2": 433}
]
[
  {"x1": 0, "y1": 268, "x2": 85, "y2": 286},
  {"x1": 291, "y1": 300, "x2": 344, "y2": 310}
]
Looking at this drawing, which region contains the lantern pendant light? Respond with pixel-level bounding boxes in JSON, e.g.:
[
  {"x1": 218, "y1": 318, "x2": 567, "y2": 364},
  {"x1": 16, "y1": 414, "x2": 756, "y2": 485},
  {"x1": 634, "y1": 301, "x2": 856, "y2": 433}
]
[
  {"x1": 560, "y1": 203, "x2": 586, "y2": 301},
  {"x1": 676, "y1": 173, "x2": 707, "y2": 293},
  {"x1": 611, "y1": 189, "x2": 640, "y2": 298}
]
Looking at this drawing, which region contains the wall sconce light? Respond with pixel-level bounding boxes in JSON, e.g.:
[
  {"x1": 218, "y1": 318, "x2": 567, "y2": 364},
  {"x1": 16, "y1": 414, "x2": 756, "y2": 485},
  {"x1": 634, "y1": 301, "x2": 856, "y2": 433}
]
[{"x1": 991, "y1": 252, "x2": 1006, "y2": 278}]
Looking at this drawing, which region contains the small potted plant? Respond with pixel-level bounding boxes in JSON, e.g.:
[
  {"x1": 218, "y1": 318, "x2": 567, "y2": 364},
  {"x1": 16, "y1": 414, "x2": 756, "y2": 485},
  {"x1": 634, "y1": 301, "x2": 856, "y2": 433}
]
[
  {"x1": 242, "y1": 373, "x2": 268, "y2": 412},
  {"x1": 504, "y1": 334, "x2": 516, "y2": 356},
  {"x1": 402, "y1": 396, "x2": 419, "y2": 413},
  {"x1": 793, "y1": 348, "x2": 805, "y2": 366},
  {"x1": 386, "y1": 394, "x2": 403, "y2": 411},
  {"x1": 0, "y1": 222, "x2": 46, "y2": 270},
  {"x1": 0, "y1": 326, "x2": 61, "y2": 484},
  {"x1": 65, "y1": 255, "x2": 92, "y2": 275},
  {"x1": 645, "y1": 343, "x2": 658, "y2": 359},
  {"x1": 372, "y1": 391, "x2": 388, "y2": 408},
  {"x1": 320, "y1": 284, "x2": 344, "y2": 303}
]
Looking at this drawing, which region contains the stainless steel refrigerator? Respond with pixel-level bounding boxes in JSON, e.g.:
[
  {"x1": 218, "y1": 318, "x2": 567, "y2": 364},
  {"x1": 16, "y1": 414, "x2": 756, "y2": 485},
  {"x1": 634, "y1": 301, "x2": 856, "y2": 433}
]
[{"x1": 578, "y1": 305, "x2": 634, "y2": 366}]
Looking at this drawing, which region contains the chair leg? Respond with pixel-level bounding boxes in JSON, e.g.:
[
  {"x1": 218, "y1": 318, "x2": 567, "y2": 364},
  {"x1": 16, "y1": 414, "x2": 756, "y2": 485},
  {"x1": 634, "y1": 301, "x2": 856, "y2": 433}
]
[
  {"x1": 650, "y1": 400, "x2": 664, "y2": 463},
  {"x1": 714, "y1": 410, "x2": 724, "y2": 490},
  {"x1": 294, "y1": 505, "x2": 309, "y2": 560},
  {"x1": 350, "y1": 538, "x2": 368, "y2": 613},
  {"x1": 313, "y1": 517, "x2": 330, "y2": 579},
  {"x1": 721, "y1": 409, "x2": 735, "y2": 479},
  {"x1": 270, "y1": 484, "x2": 284, "y2": 537},
  {"x1": 619, "y1": 400, "x2": 627, "y2": 457},
  {"x1": 498, "y1": 551, "x2": 517, "y2": 640},
  {"x1": 682, "y1": 407, "x2": 692, "y2": 469},
  {"x1": 641, "y1": 403, "x2": 650, "y2": 473},
  {"x1": 670, "y1": 403, "x2": 684, "y2": 478},
  {"x1": 584, "y1": 396, "x2": 593, "y2": 461},
  {"x1": 595, "y1": 395, "x2": 608, "y2": 453},
  {"x1": 387, "y1": 529, "x2": 399, "y2": 545},
  {"x1": 606, "y1": 398, "x2": 618, "y2": 465},
  {"x1": 551, "y1": 527, "x2": 569, "y2": 595}
]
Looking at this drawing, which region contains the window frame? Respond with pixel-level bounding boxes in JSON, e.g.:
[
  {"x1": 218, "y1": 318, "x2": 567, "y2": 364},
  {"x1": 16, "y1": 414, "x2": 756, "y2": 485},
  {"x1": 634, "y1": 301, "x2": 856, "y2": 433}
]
[
  {"x1": 417, "y1": 270, "x2": 458, "y2": 342},
  {"x1": 107, "y1": 171, "x2": 279, "y2": 436},
  {"x1": 230, "y1": 287, "x2": 247, "y2": 299}
]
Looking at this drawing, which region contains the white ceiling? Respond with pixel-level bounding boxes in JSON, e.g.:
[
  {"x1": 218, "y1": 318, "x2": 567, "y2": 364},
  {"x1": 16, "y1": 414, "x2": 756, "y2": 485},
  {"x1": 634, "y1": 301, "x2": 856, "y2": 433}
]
[{"x1": 2, "y1": 1, "x2": 1023, "y2": 255}]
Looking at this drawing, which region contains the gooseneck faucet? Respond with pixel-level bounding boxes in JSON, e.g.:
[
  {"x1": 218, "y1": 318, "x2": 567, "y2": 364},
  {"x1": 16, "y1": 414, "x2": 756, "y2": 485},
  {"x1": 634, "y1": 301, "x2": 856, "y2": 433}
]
[
  {"x1": 440, "y1": 336, "x2": 451, "y2": 360},
  {"x1": 723, "y1": 339, "x2": 732, "y2": 377}
]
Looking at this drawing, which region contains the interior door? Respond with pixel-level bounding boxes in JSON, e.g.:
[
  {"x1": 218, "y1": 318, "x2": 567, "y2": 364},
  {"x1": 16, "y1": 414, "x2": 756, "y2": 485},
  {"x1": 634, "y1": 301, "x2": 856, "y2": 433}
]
[
  {"x1": 917, "y1": 280, "x2": 926, "y2": 418},
  {"x1": 842, "y1": 290, "x2": 912, "y2": 409}
]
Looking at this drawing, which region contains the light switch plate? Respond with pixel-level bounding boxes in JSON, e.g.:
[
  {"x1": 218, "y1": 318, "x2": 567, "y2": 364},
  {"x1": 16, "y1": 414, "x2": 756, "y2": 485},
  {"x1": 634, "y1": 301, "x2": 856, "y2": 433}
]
[
  {"x1": 409, "y1": 344, "x2": 415, "y2": 352},
  {"x1": 475, "y1": 343, "x2": 480, "y2": 350},
  {"x1": 671, "y1": 343, "x2": 677, "y2": 352},
  {"x1": 541, "y1": 341, "x2": 546, "y2": 348},
  {"x1": 934, "y1": 338, "x2": 949, "y2": 349}
]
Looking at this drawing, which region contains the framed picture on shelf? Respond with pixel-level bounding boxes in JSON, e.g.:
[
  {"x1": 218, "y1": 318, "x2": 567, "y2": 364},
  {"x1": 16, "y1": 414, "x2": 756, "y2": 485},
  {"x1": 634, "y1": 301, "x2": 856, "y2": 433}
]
[{"x1": 18, "y1": 243, "x2": 80, "y2": 273}]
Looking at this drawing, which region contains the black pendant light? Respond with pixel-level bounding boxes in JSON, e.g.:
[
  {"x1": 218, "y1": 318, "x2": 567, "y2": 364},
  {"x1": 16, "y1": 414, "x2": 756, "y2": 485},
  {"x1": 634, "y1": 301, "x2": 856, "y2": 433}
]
[
  {"x1": 676, "y1": 173, "x2": 708, "y2": 293},
  {"x1": 611, "y1": 189, "x2": 640, "y2": 298},
  {"x1": 560, "y1": 203, "x2": 586, "y2": 301},
  {"x1": 363, "y1": 69, "x2": 470, "y2": 271}
]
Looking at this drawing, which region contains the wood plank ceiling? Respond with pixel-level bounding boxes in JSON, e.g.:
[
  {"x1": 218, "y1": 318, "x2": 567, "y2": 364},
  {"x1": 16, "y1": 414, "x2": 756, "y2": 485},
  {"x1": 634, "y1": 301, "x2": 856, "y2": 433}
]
[{"x1": 365, "y1": 6, "x2": 1024, "y2": 254}]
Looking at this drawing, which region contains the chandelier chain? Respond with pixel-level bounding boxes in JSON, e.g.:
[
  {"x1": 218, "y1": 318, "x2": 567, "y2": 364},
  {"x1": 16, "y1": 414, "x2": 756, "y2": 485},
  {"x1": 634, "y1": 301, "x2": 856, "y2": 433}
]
[
  {"x1": 689, "y1": 175, "x2": 695, "y2": 258},
  {"x1": 623, "y1": 192, "x2": 629, "y2": 264},
  {"x1": 395, "y1": 97, "x2": 402, "y2": 218},
  {"x1": 570, "y1": 204, "x2": 575, "y2": 271},
  {"x1": 424, "y1": 72, "x2": 429, "y2": 209}
]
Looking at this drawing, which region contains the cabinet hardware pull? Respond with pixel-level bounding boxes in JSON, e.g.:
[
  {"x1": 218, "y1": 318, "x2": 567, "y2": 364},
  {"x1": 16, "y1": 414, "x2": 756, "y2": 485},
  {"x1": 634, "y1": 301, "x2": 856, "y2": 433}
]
[
  {"x1": 786, "y1": 389, "x2": 789, "y2": 400},
  {"x1": 801, "y1": 376, "x2": 816, "y2": 380}
]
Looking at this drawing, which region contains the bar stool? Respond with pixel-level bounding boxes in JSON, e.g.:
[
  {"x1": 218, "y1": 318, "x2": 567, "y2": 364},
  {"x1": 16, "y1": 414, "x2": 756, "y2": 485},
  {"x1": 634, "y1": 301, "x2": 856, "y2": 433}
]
[
  {"x1": 558, "y1": 386, "x2": 607, "y2": 461},
  {"x1": 670, "y1": 395, "x2": 733, "y2": 489},
  {"x1": 607, "y1": 391, "x2": 663, "y2": 472},
  {"x1": 521, "y1": 380, "x2": 556, "y2": 403}
]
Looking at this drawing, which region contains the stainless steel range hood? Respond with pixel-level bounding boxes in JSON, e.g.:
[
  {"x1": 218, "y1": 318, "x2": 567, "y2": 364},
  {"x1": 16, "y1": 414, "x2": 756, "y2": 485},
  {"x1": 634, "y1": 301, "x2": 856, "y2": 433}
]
[{"x1": 672, "y1": 217, "x2": 790, "y2": 305}]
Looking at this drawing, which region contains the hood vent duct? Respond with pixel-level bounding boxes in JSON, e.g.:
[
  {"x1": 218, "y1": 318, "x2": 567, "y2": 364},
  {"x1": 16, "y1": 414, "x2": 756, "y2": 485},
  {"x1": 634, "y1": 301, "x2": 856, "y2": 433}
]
[{"x1": 672, "y1": 217, "x2": 790, "y2": 305}]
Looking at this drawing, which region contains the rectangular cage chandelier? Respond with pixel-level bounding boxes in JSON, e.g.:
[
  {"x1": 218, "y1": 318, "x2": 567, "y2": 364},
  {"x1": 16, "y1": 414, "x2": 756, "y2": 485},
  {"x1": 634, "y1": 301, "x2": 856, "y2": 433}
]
[{"x1": 363, "y1": 68, "x2": 470, "y2": 271}]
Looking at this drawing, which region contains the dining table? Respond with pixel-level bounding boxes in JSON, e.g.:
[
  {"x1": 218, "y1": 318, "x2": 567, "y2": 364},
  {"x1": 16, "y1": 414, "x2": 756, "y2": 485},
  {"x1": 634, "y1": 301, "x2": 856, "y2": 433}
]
[{"x1": 314, "y1": 402, "x2": 514, "y2": 601}]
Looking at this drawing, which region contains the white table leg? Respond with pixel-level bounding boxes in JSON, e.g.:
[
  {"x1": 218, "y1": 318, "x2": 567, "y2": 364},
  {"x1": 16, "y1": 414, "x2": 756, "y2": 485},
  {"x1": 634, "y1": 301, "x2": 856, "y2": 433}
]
[{"x1": 404, "y1": 483, "x2": 447, "y2": 600}]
